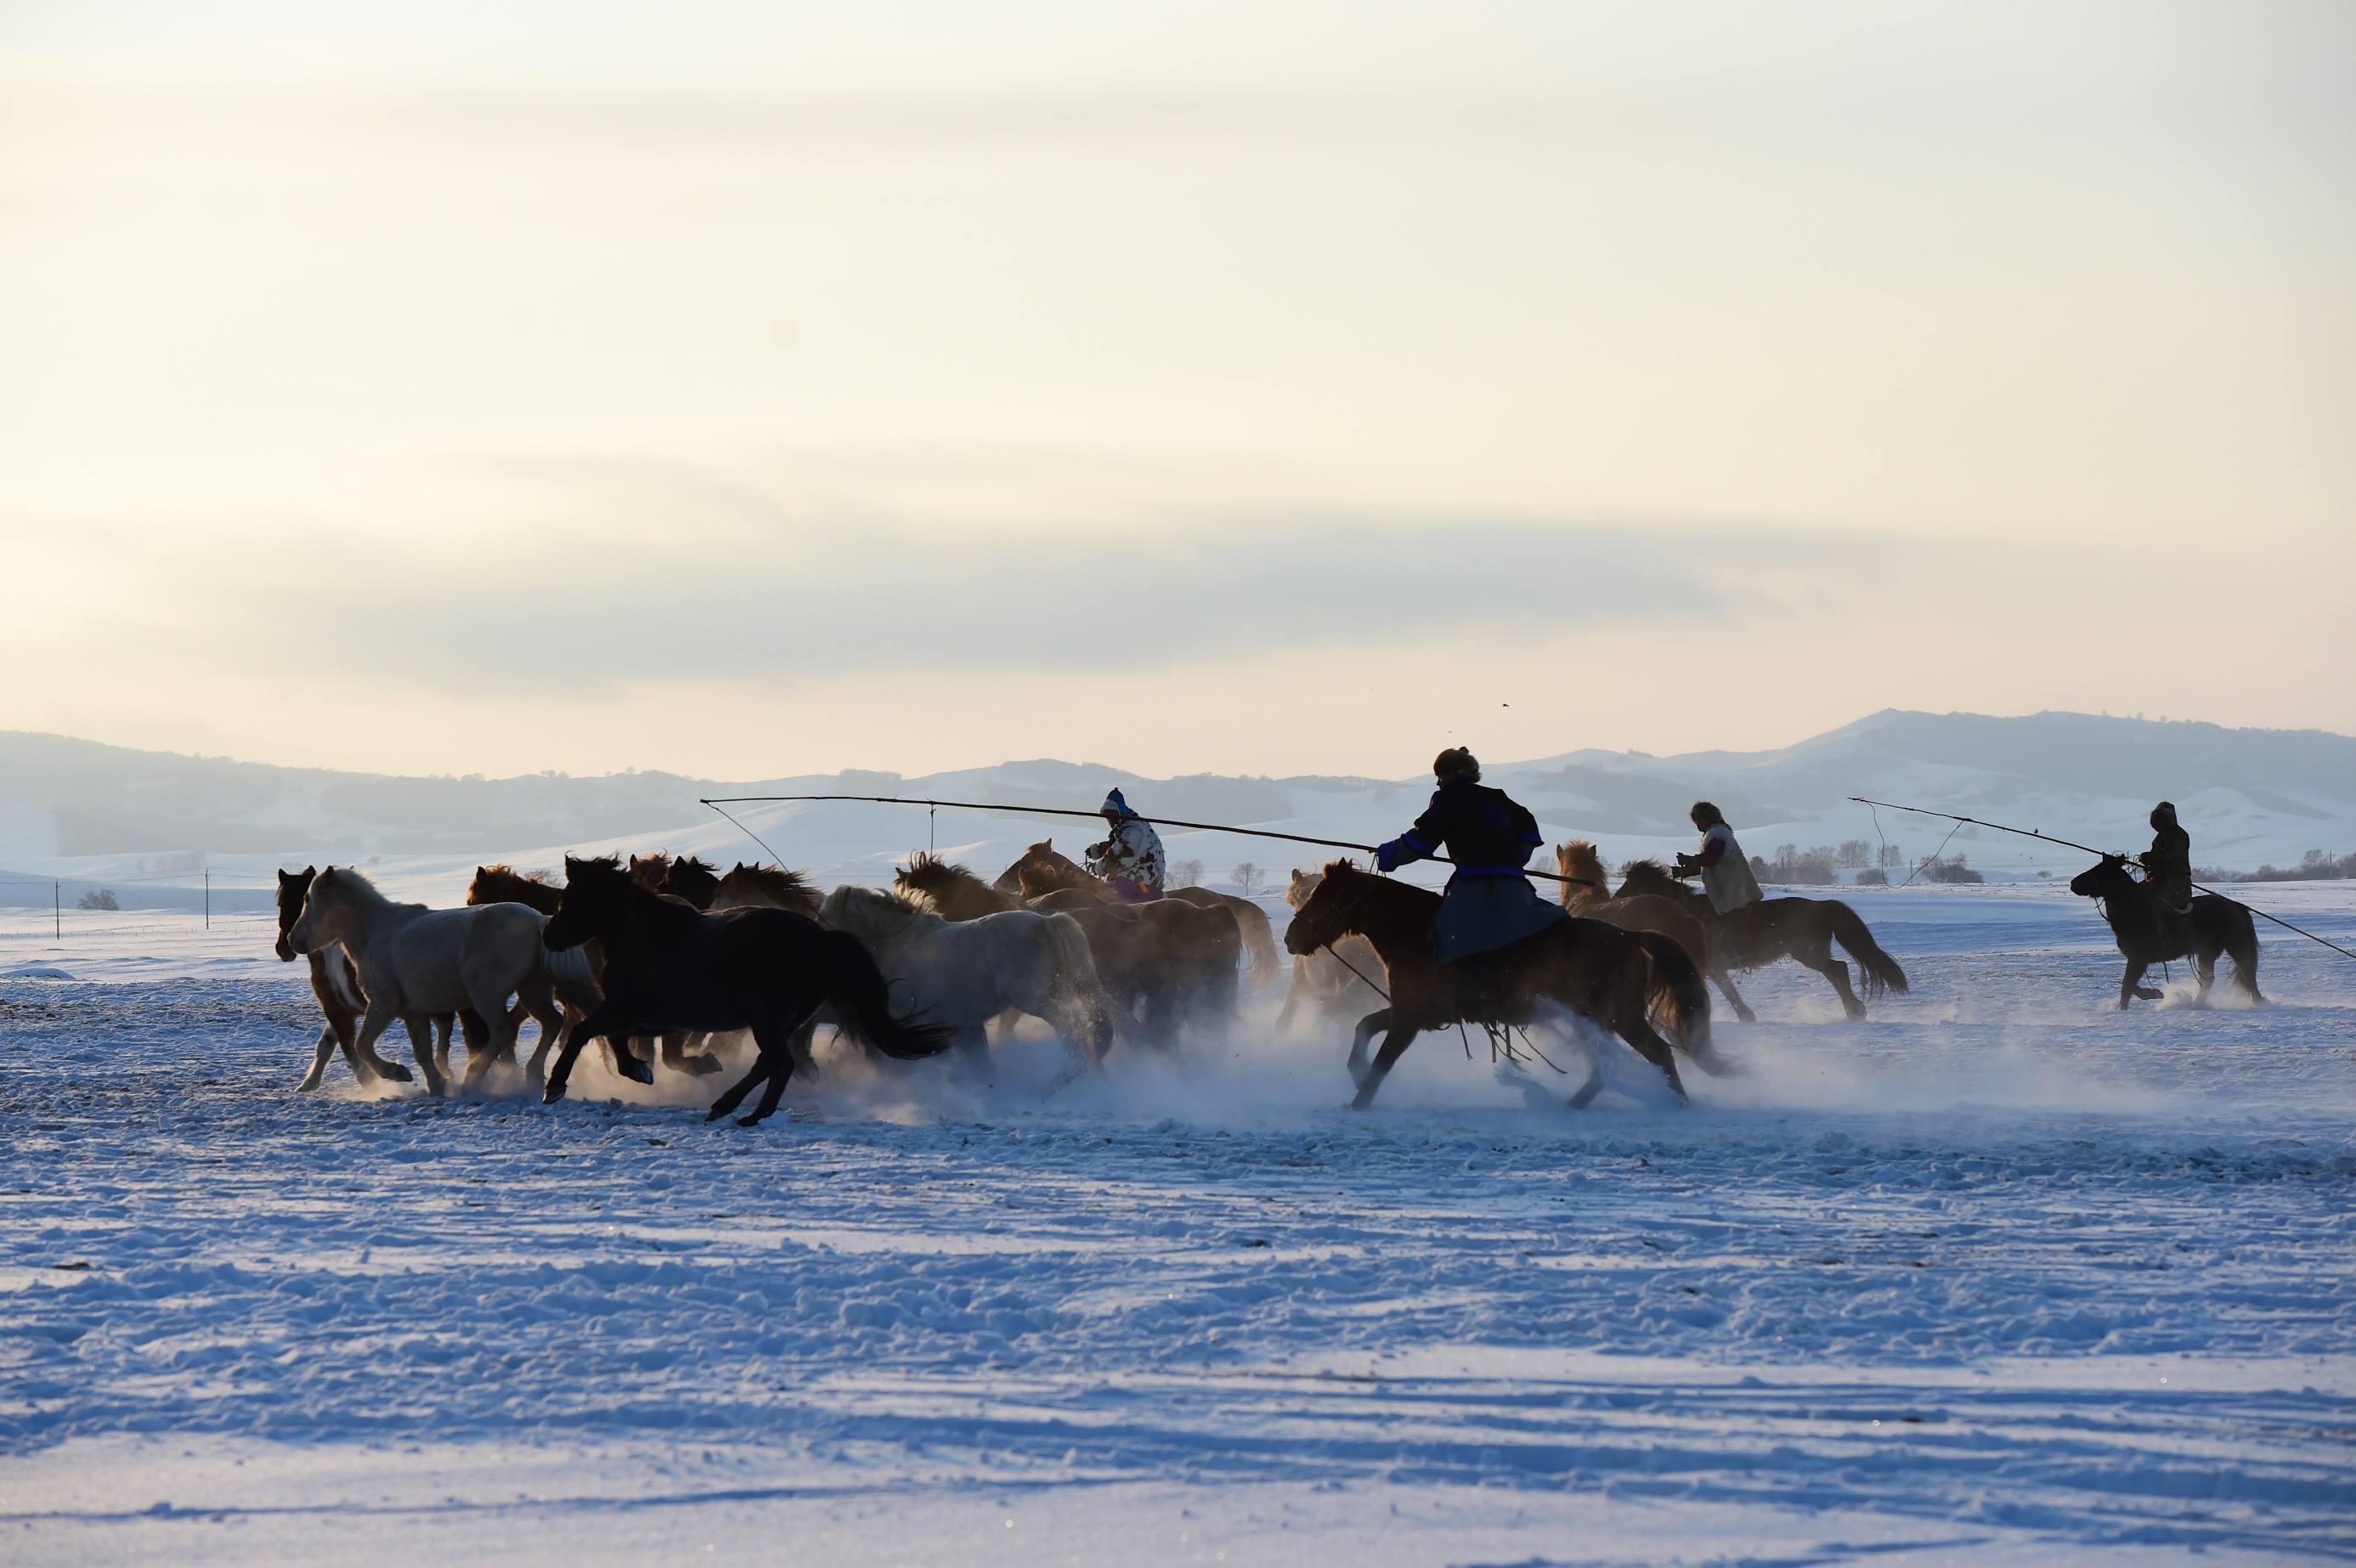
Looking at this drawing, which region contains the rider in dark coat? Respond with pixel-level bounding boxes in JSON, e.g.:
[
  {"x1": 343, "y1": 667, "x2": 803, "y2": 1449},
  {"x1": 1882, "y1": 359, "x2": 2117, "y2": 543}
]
[
  {"x1": 2139, "y1": 801, "x2": 2193, "y2": 913},
  {"x1": 1375, "y1": 747, "x2": 1567, "y2": 973}
]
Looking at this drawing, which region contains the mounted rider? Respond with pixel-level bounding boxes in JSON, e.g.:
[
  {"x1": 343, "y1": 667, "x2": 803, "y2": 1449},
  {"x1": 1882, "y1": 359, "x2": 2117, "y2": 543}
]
[
  {"x1": 1673, "y1": 801, "x2": 1763, "y2": 917},
  {"x1": 2138, "y1": 801, "x2": 2193, "y2": 915},
  {"x1": 1375, "y1": 747, "x2": 1567, "y2": 1008},
  {"x1": 1086, "y1": 788, "x2": 1166, "y2": 905}
]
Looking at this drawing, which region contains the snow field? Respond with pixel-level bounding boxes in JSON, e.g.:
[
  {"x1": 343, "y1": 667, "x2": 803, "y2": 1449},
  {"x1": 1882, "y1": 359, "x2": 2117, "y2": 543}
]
[{"x1": 1, "y1": 881, "x2": 2353, "y2": 1563}]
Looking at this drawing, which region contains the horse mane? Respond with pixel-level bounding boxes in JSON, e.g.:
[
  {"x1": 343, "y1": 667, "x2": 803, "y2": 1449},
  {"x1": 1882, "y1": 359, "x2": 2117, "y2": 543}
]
[
  {"x1": 898, "y1": 851, "x2": 986, "y2": 894},
  {"x1": 314, "y1": 865, "x2": 396, "y2": 910},
  {"x1": 717, "y1": 861, "x2": 817, "y2": 900},
  {"x1": 821, "y1": 883, "x2": 929, "y2": 939},
  {"x1": 992, "y1": 838, "x2": 1059, "y2": 894},
  {"x1": 470, "y1": 863, "x2": 561, "y2": 911},
  {"x1": 628, "y1": 851, "x2": 674, "y2": 889}
]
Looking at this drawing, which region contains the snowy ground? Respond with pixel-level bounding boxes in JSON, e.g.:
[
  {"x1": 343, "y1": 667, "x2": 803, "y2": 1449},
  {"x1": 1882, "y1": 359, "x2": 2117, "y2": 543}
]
[{"x1": 3, "y1": 881, "x2": 2353, "y2": 1565}]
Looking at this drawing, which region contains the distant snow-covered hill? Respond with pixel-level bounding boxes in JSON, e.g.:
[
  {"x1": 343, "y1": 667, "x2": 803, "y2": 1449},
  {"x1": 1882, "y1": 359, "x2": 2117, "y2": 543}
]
[{"x1": 1, "y1": 712, "x2": 2351, "y2": 903}]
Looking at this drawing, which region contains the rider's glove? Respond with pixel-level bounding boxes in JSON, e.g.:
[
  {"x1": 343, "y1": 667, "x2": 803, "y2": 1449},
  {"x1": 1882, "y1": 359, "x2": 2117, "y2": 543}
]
[{"x1": 1375, "y1": 838, "x2": 1405, "y2": 873}]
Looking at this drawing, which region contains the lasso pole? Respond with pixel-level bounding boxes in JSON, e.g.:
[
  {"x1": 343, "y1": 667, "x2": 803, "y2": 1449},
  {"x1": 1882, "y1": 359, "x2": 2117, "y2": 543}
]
[{"x1": 699, "y1": 792, "x2": 1585, "y2": 885}]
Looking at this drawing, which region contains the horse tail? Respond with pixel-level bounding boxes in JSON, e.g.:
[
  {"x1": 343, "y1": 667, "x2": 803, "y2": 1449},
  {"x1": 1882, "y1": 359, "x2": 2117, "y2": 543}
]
[
  {"x1": 1231, "y1": 900, "x2": 1282, "y2": 987},
  {"x1": 1636, "y1": 930, "x2": 1722, "y2": 1073},
  {"x1": 816, "y1": 928, "x2": 957, "y2": 1061},
  {"x1": 1825, "y1": 902, "x2": 1908, "y2": 999},
  {"x1": 1041, "y1": 911, "x2": 1105, "y2": 994}
]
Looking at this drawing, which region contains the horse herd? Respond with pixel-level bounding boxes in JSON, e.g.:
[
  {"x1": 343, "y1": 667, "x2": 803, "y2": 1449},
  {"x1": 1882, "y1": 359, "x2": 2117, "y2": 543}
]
[{"x1": 269, "y1": 836, "x2": 1932, "y2": 1125}]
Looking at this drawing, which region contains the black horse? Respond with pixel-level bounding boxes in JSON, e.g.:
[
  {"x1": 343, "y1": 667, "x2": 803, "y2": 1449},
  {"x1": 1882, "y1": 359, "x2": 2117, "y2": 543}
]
[
  {"x1": 1282, "y1": 860, "x2": 1719, "y2": 1111},
  {"x1": 541, "y1": 855, "x2": 954, "y2": 1125},
  {"x1": 2069, "y1": 855, "x2": 2263, "y2": 1009}
]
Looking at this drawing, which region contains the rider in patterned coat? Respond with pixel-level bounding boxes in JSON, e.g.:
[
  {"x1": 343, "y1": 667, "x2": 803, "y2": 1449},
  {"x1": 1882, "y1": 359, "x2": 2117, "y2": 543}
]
[
  {"x1": 1375, "y1": 749, "x2": 1567, "y2": 1004},
  {"x1": 1086, "y1": 788, "x2": 1167, "y2": 905}
]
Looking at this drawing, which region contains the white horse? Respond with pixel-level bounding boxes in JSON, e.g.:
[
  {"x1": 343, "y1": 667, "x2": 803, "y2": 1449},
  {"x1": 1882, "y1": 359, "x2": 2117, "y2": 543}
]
[
  {"x1": 817, "y1": 886, "x2": 1115, "y2": 1074},
  {"x1": 289, "y1": 867, "x2": 594, "y2": 1096}
]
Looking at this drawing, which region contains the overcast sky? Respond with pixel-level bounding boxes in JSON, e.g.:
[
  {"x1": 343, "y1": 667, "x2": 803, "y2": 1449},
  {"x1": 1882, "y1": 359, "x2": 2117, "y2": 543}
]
[{"x1": 3, "y1": 2, "x2": 2350, "y2": 780}]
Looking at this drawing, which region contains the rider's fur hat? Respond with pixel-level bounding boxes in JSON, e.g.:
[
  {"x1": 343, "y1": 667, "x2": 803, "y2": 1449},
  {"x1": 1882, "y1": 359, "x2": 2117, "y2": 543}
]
[
  {"x1": 1433, "y1": 747, "x2": 1480, "y2": 783},
  {"x1": 2151, "y1": 800, "x2": 2178, "y2": 828}
]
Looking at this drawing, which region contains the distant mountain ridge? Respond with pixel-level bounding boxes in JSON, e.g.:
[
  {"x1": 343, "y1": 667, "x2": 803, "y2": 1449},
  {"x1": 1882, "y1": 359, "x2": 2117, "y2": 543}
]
[{"x1": 1, "y1": 710, "x2": 2351, "y2": 877}]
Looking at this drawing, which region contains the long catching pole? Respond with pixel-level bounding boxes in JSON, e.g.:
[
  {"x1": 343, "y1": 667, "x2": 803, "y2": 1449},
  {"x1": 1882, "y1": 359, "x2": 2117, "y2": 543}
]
[
  {"x1": 1851, "y1": 795, "x2": 2356, "y2": 962},
  {"x1": 700, "y1": 792, "x2": 1586, "y2": 886}
]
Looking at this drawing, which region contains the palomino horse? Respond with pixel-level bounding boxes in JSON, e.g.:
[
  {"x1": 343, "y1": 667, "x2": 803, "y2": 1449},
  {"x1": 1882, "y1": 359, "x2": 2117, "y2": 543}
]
[
  {"x1": 997, "y1": 838, "x2": 1283, "y2": 985},
  {"x1": 817, "y1": 885, "x2": 1115, "y2": 1073},
  {"x1": 2069, "y1": 855, "x2": 2262, "y2": 1009},
  {"x1": 275, "y1": 866, "x2": 421, "y2": 1091},
  {"x1": 540, "y1": 855, "x2": 954, "y2": 1126},
  {"x1": 290, "y1": 867, "x2": 593, "y2": 1097},
  {"x1": 1283, "y1": 860, "x2": 1715, "y2": 1111},
  {"x1": 1617, "y1": 861, "x2": 1908, "y2": 1020},
  {"x1": 1555, "y1": 842, "x2": 1754, "y2": 1023},
  {"x1": 1274, "y1": 866, "x2": 1387, "y2": 1031}
]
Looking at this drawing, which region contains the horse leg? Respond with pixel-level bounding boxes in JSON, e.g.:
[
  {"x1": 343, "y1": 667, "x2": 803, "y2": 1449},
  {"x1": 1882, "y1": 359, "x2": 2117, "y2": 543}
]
[
  {"x1": 2191, "y1": 947, "x2": 2218, "y2": 1009},
  {"x1": 1566, "y1": 1067, "x2": 1607, "y2": 1110},
  {"x1": 1347, "y1": 1020, "x2": 1421, "y2": 1111},
  {"x1": 1346, "y1": 1007, "x2": 1393, "y2": 1089},
  {"x1": 298, "y1": 1024, "x2": 343, "y2": 1093},
  {"x1": 398, "y1": 1012, "x2": 447, "y2": 1097},
  {"x1": 1615, "y1": 1020, "x2": 1688, "y2": 1102},
  {"x1": 543, "y1": 1007, "x2": 624, "y2": 1104},
  {"x1": 737, "y1": 1013, "x2": 810, "y2": 1127},
  {"x1": 458, "y1": 995, "x2": 519, "y2": 1090},
  {"x1": 2117, "y1": 957, "x2": 2151, "y2": 1007},
  {"x1": 1712, "y1": 968, "x2": 1757, "y2": 1024},
  {"x1": 1794, "y1": 935, "x2": 1865, "y2": 1020},
  {"x1": 707, "y1": 1052, "x2": 772, "y2": 1122},
  {"x1": 662, "y1": 1030, "x2": 724, "y2": 1076},
  {"x1": 526, "y1": 1001, "x2": 581, "y2": 1087}
]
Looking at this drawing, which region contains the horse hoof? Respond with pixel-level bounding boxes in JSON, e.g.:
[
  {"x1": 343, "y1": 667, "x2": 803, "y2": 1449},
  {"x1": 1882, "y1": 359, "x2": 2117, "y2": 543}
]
[
  {"x1": 736, "y1": 1112, "x2": 769, "y2": 1128},
  {"x1": 705, "y1": 1105, "x2": 729, "y2": 1122},
  {"x1": 1734, "y1": 1008, "x2": 1758, "y2": 1024},
  {"x1": 380, "y1": 1063, "x2": 414, "y2": 1083},
  {"x1": 681, "y1": 1057, "x2": 725, "y2": 1076},
  {"x1": 540, "y1": 1084, "x2": 566, "y2": 1106}
]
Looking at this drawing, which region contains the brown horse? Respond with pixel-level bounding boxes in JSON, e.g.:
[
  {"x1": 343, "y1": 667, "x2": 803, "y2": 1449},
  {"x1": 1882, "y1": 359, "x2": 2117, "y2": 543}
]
[
  {"x1": 896, "y1": 854, "x2": 1025, "y2": 921},
  {"x1": 629, "y1": 852, "x2": 722, "y2": 910},
  {"x1": 1283, "y1": 860, "x2": 1714, "y2": 1111},
  {"x1": 276, "y1": 866, "x2": 427, "y2": 1091},
  {"x1": 1274, "y1": 866, "x2": 1387, "y2": 1031},
  {"x1": 1556, "y1": 842, "x2": 1755, "y2": 1024},
  {"x1": 1617, "y1": 860, "x2": 1908, "y2": 1020},
  {"x1": 999, "y1": 838, "x2": 1282, "y2": 985}
]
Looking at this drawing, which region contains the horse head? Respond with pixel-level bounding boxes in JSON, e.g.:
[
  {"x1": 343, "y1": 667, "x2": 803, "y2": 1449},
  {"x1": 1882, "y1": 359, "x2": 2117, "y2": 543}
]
[
  {"x1": 1285, "y1": 866, "x2": 1321, "y2": 911},
  {"x1": 549, "y1": 855, "x2": 630, "y2": 950},
  {"x1": 285, "y1": 866, "x2": 342, "y2": 955},
  {"x1": 1557, "y1": 841, "x2": 1608, "y2": 889},
  {"x1": 2069, "y1": 855, "x2": 2133, "y2": 900},
  {"x1": 663, "y1": 855, "x2": 720, "y2": 910},
  {"x1": 1616, "y1": 859, "x2": 1680, "y2": 901},
  {"x1": 274, "y1": 866, "x2": 315, "y2": 962},
  {"x1": 1282, "y1": 860, "x2": 1364, "y2": 956}
]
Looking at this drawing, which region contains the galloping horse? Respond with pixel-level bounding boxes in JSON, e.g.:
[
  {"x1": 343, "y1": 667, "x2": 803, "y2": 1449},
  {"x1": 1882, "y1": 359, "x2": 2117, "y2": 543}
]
[
  {"x1": 817, "y1": 885, "x2": 1115, "y2": 1069},
  {"x1": 997, "y1": 838, "x2": 1282, "y2": 985},
  {"x1": 1617, "y1": 861, "x2": 1907, "y2": 1020},
  {"x1": 290, "y1": 867, "x2": 591, "y2": 1097},
  {"x1": 2069, "y1": 855, "x2": 2263, "y2": 1009},
  {"x1": 275, "y1": 866, "x2": 421, "y2": 1091},
  {"x1": 1283, "y1": 860, "x2": 1717, "y2": 1111},
  {"x1": 1556, "y1": 842, "x2": 1754, "y2": 1022},
  {"x1": 540, "y1": 855, "x2": 954, "y2": 1126}
]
